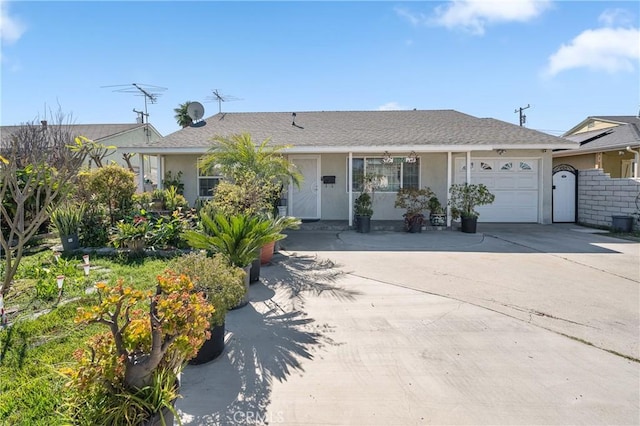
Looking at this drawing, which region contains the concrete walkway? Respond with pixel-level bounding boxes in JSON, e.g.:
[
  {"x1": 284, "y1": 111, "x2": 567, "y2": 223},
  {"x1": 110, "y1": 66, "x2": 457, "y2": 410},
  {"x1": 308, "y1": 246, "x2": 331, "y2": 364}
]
[{"x1": 177, "y1": 224, "x2": 639, "y2": 425}]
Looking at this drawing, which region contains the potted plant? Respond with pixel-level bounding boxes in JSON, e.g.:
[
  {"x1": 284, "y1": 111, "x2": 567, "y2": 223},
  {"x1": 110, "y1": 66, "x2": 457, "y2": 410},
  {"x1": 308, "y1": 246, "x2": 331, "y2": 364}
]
[
  {"x1": 354, "y1": 192, "x2": 373, "y2": 233},
  {"x1": 150, "y1": 188, "x2": 165, "y2": 211},
  {"x1": 111, "y1": 214, "x2": 151, "y2": 251},
  {"x1": 61, "y1": 271, "x2": 214, "y2": 425},
  {"x1": 394, "y1": 187, "x2": 434, "y2": 233},
  {"x1": 428, "y1": 196, "x2": 446, "y2": 227},
  {"x1": 183, "y1": 212, "x2": 287, "y2": 308},
  {"x1": 200, "y1": 132, "x2": 304, "y2": 269},
  {"x1": 49, "y1": 202, "x2": 86, "y2": 252},
  {"x1": 259, "y1": 214, "x2": 301, "y2": 264},
  {"x1": 170, "y1": 252, "x2": 246, "y2": 364},
  {"x1": 448, "y1": 183, "x2": 496, "y2": 233}
]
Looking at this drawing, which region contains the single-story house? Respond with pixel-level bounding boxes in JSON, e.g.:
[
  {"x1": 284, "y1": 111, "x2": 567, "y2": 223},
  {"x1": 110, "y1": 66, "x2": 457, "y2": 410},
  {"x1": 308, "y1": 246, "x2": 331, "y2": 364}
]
[
  {"x1": 0, "y1": 122, "x2": 163, "y2": 186},
  {"x1": 121, "y1": 110, "x2": 577, "y2": 226},
  {"x1": 553, "y1": 116, "x2": 640, "y2": 178}
]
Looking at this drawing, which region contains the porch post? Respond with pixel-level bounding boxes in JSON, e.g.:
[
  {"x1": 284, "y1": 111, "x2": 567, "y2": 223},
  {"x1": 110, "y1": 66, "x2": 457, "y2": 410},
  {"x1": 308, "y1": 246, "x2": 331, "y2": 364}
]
[
  {"x1": 348, "y1": 152, "x2": 353, "y2": 227},
  {"x1": 465, "y1": 151, "x2": 471, "y2": 183},
  {"x1": 447, "y1": 151, "x2": 452, "y2": 227},
  {"x1": 157, "y1": 155, "x2": 164, "y2": 190},
  {"x1": 137, "y1": 153, "x2": 145, "y2": 192}
]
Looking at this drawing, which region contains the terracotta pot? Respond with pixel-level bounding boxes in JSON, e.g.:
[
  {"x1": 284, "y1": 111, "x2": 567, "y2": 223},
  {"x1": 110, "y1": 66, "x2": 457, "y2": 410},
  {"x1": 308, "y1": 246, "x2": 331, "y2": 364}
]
[{"x1": 260, "y1": 241, "x2": 276, "y2": 265}]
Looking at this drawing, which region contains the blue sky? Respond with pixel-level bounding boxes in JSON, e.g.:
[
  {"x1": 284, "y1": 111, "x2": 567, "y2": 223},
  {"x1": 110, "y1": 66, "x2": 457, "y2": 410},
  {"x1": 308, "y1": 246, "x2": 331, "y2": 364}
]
[{"x1": 1, "y1": 0, "x2": 638, "y2": 137}]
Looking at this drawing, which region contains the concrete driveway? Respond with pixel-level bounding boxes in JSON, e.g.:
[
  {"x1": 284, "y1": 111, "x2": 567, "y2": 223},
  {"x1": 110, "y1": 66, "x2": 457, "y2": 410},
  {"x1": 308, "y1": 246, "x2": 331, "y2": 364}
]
[{"x1": 177, "y1": 224, "x2": 639, "y2": 425}]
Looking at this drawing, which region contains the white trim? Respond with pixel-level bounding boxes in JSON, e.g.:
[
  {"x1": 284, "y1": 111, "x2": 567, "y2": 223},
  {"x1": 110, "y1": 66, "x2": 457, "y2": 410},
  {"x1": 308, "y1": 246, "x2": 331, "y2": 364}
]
[
  {"x1": 157, "y1": 155, "x2": 164, "y2": 189},
  {"x1": 137, "y1": 153, "x2": 145, "y2": 192},
  {"x1": 553, "y1": 144, "x2": 640, "y2": 157},
  {"x1": 129, "y1": 143, "x2": 579, "y2": 155}
]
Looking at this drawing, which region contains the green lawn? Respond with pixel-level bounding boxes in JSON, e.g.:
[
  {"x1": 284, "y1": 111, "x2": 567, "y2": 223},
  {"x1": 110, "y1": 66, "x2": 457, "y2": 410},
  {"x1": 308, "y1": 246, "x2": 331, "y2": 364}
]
[{"x1": 0, "y1": 249, "x2": 173, "y2": 425}]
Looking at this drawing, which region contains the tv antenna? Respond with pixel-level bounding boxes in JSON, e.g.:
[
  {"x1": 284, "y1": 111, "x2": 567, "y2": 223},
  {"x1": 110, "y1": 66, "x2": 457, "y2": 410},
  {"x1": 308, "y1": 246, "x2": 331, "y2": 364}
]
[
  {"x1": 514, "y1": 104, "x2": 530, "y2": 127},
  {"x1": 101, "y1": 83, "x2": 167, "y2": 124},
  {"x1": 206, "y1": 89, "x2": 241, "y2": 113}
]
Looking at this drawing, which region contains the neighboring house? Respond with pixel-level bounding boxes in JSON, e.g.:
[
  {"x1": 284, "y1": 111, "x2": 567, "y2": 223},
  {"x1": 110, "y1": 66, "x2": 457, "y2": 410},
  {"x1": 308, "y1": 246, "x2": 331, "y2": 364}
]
[
  {"x1": 121, "y1": 110, "x2": 577, "y2": 225},
  {"x1": 0, "y1": 122, "x2": 163, "y2": 187},
  {"x1": 553, "y1": 116, "x2": 640, "y2": 178}
]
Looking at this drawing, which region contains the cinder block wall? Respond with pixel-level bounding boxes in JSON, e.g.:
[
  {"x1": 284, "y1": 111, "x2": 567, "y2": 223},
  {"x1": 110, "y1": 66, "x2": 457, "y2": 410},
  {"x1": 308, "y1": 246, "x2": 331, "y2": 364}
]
[{"x1": 578, "y1": 169, "x2": 640, "y2": 230}]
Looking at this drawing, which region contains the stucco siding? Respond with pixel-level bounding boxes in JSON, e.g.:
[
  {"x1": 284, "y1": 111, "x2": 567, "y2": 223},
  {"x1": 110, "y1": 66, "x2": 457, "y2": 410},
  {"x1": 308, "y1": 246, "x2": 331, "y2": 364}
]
[
  {"x1": 553, "y1": 154, "x2": 597, "y2": 172},
  {"x1": 164, "y1": 149, "x2": 554, "y2": 224},
  {"x1": 164, "y1": 155, "x2": 200, "y2": 204}
]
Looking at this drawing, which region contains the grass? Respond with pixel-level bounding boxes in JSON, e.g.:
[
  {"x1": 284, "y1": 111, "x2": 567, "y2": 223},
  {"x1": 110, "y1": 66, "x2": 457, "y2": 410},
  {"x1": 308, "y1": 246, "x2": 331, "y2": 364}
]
[{"x1": 0, "y1": 250, "x2": 174, "y2": 425}]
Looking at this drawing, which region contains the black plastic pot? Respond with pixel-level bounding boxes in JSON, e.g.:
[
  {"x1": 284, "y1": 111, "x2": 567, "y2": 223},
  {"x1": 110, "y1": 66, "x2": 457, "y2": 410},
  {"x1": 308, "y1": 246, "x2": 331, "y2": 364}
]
[
  {"x1": 60, "y1": 234, "x2": 80, "y2": 252},
  {"x1": 611, "y1": 216, "x2": 633, "y2": 233},
  {"x1": 404, "y1": 215, "x2": 423, "y2": 233},
  {"x1": 189, "y1": 322, "x2": 225, "y2": 365},
  {"x1": 250, "y1": 258, "x2": 261, "y2": 283},
  {"x1": 355, "y1": 215, "x2": 371, "y2": 233},
  {"x1": 461, "y1": 216, "x2": 478, "y2": 233}
]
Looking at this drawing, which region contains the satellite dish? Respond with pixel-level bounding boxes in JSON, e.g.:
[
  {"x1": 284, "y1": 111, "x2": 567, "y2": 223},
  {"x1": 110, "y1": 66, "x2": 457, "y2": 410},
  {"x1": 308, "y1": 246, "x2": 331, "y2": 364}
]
[{"x1": 187, "y1": 102, "x2": 205, "y2": 122}]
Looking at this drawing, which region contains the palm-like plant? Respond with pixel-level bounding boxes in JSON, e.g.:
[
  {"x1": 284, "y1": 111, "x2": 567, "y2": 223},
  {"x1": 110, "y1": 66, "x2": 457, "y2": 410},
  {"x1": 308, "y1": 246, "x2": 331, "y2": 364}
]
[
  {"x1": 173, "y1": 101, "x2": 193, "y2": 128},
  {"x1": 200, "y1": 132, "x2": 303, "y2": 191},
  {"x1": 184, "y1": 212, "x2": 287, "y2": 268}
]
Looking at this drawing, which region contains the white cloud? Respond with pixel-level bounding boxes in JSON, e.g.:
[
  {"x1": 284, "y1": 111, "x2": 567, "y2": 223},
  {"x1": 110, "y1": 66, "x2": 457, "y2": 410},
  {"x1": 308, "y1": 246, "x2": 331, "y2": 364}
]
[
  {"x1": 0, "y1": 0, "x2": 26, "y2": 44},
  {"x1": 430, "y1": 0, "x2": 552, "y2": 35},
  {"x1": 598, "y1": 8, "x2": 634, "y2": 27},
  {"x1": 378, "y1": 102, "x2": 409, "y2": 111},
  {"x1": 394, "y1": 7, "x2": 427, "y2": 27},
  {"x1": 544, "y1": 27, "x2": 640, "y2": 77}
]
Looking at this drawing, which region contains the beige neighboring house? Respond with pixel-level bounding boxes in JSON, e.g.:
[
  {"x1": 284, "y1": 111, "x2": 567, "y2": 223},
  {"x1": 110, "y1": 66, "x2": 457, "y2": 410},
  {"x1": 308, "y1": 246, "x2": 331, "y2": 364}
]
[
  {"x1": 553, "y1": 116, "x2": 640, "y2": 178},
  {"x1": 0, "y1": 121, "x2": 163, "y2": 188},
  {"x1": 120, "y1": 110, "x2": 577, "y2": 225}
]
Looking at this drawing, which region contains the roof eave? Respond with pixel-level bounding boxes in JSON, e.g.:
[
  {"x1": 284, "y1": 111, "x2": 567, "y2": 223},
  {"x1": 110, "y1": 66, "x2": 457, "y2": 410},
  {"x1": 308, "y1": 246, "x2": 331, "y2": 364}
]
[
  {"x1": 122, "y1": 142, "x2": 579, "y2": 155},
  {"x1": 553, "y1": 143, "x2": 640, "y2": 157}
]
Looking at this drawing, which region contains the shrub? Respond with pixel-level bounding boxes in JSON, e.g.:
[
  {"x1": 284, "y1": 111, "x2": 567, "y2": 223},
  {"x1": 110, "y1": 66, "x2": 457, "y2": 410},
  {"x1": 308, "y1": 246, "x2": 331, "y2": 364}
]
[
  {"x1": 61, "y1": 272, "x2": 213, "y2": 424},
  {"x1": 170, "y1": 252, "x2": 245, "y2": 326}
]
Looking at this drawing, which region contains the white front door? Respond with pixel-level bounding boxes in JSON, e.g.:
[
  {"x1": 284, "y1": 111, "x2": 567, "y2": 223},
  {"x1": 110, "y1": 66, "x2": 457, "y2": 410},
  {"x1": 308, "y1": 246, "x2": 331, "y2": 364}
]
[
  {"x1": 553, "y1": 169, "x2": 576, "y2": 222},
  {"x1": 290, "y1": 156, "x2": 320, "y2": 219}
]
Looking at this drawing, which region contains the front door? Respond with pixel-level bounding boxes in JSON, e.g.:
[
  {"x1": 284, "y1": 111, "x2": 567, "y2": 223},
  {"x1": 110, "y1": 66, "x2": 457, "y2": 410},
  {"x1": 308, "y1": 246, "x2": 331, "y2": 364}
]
[
  {"x1": 552, "y1": 164, "x2": 577, "y2": 223},
  {"x1": 290, "y1": 156, "x2": 320, "y2": 219}
]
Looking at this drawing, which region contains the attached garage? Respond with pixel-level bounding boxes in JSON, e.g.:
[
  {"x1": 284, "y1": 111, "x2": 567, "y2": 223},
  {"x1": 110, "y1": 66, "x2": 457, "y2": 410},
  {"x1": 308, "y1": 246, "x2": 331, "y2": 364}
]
[{"x1": 455, "y1": 158, "x2": 540, "y2": 223}]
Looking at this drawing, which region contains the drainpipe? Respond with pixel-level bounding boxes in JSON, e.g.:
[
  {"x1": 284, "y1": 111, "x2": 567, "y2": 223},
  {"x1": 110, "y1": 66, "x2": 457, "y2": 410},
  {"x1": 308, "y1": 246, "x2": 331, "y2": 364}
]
[{"x1": 626, "y1": 146, "x2": 639, "y2": 178}]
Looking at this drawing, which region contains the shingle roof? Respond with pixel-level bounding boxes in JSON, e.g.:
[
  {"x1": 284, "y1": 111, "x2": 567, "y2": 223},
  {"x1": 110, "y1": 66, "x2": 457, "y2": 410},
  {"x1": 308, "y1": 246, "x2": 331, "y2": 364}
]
[
  {"x1": 122, "y1": 110, "x2": 575, "y2": 153},
  {"x1": 588, "y1": 116, "x2": 640, "y2": 125},
  {"x1": 0, "y1": 123, "x2": 153, "y2": 142},
  {"x1": 561, "y1": 119, "x2": 640, "y2": 153}
]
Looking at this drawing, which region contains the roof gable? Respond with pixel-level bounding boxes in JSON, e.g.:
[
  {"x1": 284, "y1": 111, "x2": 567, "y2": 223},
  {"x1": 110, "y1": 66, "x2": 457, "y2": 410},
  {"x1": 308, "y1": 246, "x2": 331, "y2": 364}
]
[{"x1": 563, "y1": 116, "x2": 640, "y2": 136}]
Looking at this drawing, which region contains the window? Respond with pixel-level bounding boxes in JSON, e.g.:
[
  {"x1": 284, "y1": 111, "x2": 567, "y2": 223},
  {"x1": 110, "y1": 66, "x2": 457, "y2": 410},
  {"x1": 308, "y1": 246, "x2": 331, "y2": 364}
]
[
  {"x1": 348, "y1": 157, "x2": 419, "y2": 192},
  {"x1": 197, "y1": 159, "x2": 223, "y2": 198}
]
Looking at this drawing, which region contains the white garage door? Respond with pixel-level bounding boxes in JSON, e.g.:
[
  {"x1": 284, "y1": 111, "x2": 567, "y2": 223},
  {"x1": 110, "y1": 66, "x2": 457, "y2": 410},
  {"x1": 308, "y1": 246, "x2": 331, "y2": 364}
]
[{"x1": 454, "y1": 158, "x2": 539, "y2": 222}]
